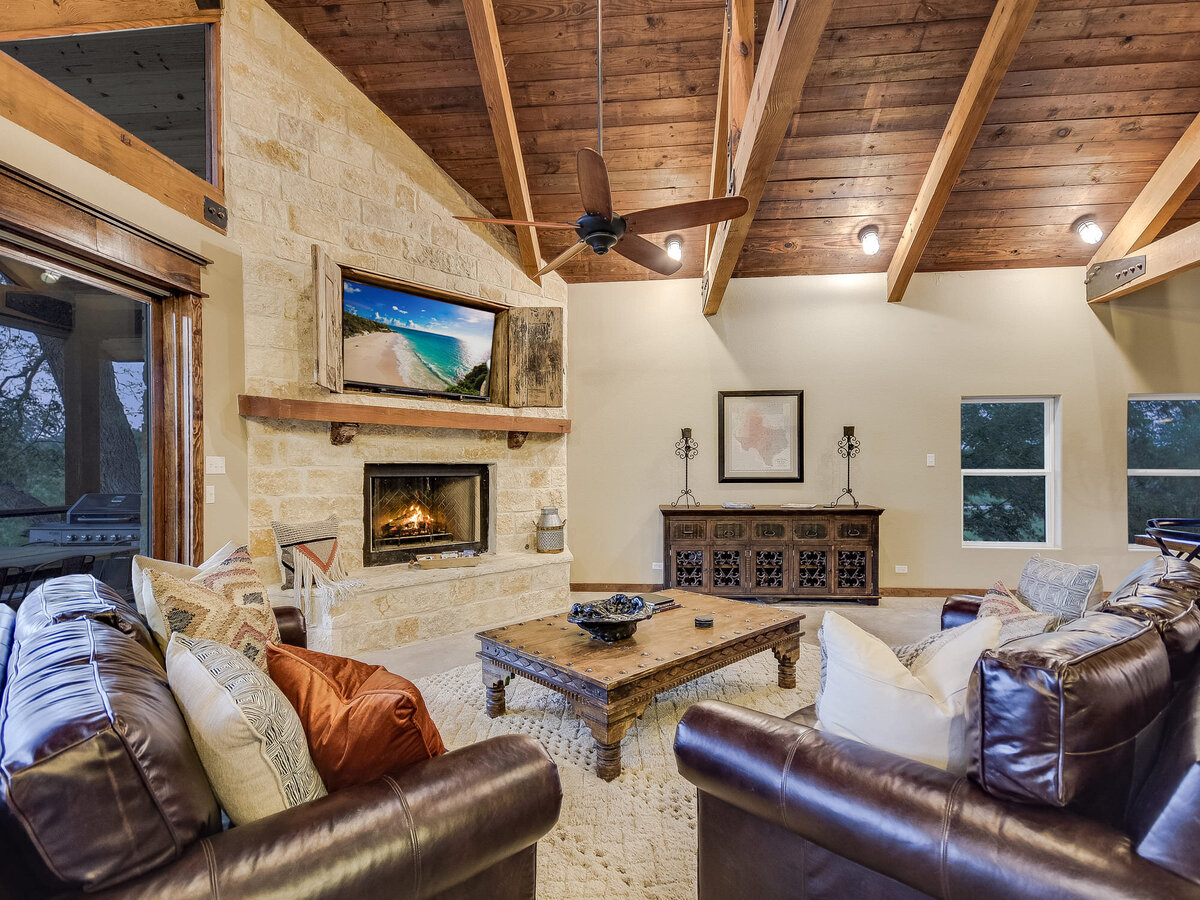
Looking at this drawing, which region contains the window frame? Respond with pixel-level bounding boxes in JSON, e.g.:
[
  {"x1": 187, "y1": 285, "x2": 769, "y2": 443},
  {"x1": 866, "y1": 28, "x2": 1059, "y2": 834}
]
[
  {"x1": 961, "y1": 395, "x2": 1059, "y2": 550},
  {"x1": 0, "y1": 162, "x2": 207, "y2": 564},
  {"x1": 1127, "y1": 393, "x2": 1200, "y2": 549}
]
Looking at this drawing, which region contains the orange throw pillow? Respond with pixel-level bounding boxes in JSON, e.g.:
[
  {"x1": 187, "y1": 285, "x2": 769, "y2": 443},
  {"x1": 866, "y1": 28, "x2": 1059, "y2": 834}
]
[{"x1": 265, "y1": 643, "x2": 446, "y2": 791}]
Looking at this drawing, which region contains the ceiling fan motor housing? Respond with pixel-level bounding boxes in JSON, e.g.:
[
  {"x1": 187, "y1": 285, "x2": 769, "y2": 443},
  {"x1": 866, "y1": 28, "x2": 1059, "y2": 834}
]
[{"x1": 576, "y1": 213, "x2": 626, "y2": 254}]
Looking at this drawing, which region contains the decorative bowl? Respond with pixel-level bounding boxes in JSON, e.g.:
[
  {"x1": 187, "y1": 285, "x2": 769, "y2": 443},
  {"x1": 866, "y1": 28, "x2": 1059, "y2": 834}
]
[{"x1": 568, "y1": 594, "x2": 654, "y2": 642}]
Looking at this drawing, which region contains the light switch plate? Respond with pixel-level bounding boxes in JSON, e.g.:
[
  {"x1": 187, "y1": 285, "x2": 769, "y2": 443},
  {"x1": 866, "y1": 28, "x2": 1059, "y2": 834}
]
[
  {"x1": 205, "y1": 485, "x2": 216, "y2": 504},
  {"x1": 652, "y1": 562, "x2": 664, "y2": 571},
  {"x1": 205, "y1": 456, "x2": 226, "y2": 475},
  {"x1": 926, "y1": 453, "x2": 935, "y2": 467},
  {"x1": 895, "y1": 565, "x2": 908, "y2": 574}
]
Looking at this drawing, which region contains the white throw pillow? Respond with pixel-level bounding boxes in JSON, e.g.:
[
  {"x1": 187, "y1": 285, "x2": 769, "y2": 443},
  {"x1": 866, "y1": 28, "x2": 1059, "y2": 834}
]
[
  {"x1": 815, "y1": 611, "x2": 1001, "y2": 773},
  {"x1": 133, "y1": 541, "x2": 235, "y2": 641},
  {"x1": 165, "y1": 633, "x2": 326, "y2": 825}
]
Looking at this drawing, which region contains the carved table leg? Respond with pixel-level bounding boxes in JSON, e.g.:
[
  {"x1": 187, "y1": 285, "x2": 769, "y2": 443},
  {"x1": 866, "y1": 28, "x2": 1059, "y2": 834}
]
[
  {"x1": 773, "y1": 637, "x2": 801, "y2": 689},
  {"x1": 575, "y1": 701, "x2": 643, "y2": 782},
  {"x1": 481, "y1": 662, "x2": 507, "y2": 718}
]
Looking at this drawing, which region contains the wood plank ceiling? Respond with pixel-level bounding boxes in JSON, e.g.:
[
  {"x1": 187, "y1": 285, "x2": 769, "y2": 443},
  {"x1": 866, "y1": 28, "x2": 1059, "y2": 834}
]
[{"x1": 267, "y1": 0, "x2": 1200, "y2": 284}]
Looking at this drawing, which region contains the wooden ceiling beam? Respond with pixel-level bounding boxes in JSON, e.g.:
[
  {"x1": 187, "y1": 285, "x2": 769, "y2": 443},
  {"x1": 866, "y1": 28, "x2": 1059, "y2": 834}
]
[
  {"x1": 462, "y1": 0, "x2": 542, "y2": 284},
  {"x1": 727, "y1": 0, "x2": 755, "y2": 162},
  {"x1": 0, "y1": 1, "x2": 219, "y2": 41},
  {"x1": 884, "y1": 0, "x2": 1040, "y2": 304},
  {"x1": 1089, "y1": 111, "x2": 1200, "y2": 266},
  {"x1": 1087, "y1": 221, "x2": 1200, "y2": 304},
  {"x1": 704, "y1": 9, "x2": 730, "y2": 268},
  {"x1": 701, "y1": 0, "x2": 834, "y2": 317}
]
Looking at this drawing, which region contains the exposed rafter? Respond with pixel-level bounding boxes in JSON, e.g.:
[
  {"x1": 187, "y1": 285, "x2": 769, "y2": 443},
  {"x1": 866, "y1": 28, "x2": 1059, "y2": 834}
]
[
  {"x1": 704, "y1": 15, "x2": 730, "y2": 269},
  {"x1": 1087, "y1": 221, "x2": 1200, "y2": 304},
  {"x1": 726, "y1": 0, "x2": 755, "y2": 163},
  {"x1": 701, "y1": 0, "x2": 834, "y2": 317},
  {"x1": 885, "y1": 0, "x2": 1040, "y2": 304},
  {"x1": 0, "y1": 1, "x2": 219, "y2": 41},
  {"x1": 462, "y1": 0, "x2": 542, "y2": 283},
  {"x1": 1090, "y1": 111, "x2": 1200, "y2": 266}
]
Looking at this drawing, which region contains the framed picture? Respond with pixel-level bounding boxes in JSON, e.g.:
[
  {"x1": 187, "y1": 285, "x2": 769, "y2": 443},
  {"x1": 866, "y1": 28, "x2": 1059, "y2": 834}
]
[{"x1": 718, "y1": 390, "x2": 803, "y2": 483}]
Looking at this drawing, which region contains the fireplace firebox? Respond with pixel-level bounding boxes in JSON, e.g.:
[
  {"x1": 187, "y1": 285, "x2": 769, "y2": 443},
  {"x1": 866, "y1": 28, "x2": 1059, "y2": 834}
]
[{"x1": 363, "y1": 464, "x2": 489, "y2": 566}]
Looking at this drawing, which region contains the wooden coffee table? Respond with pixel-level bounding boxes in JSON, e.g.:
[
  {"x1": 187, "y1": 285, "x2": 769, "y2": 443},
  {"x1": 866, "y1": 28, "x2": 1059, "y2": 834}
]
[{"x1": 476, "y1": 590, "x2": 804, "y2": 780}]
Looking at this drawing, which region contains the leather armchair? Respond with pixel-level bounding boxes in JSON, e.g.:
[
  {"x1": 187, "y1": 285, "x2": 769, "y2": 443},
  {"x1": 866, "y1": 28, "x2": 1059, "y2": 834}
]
[
  {"x1": 74, "y1": 735, "x2": 561, "y2": 900},
  {"x1": 675, "y1": 700, "x2": 1198, "y2": 900}
]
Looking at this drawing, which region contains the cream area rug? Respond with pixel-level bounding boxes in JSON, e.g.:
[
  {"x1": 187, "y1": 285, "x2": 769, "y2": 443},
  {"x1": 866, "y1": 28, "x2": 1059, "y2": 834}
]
[{"x1": 415, "y1": 643, "x2": 820, "y2": 900}]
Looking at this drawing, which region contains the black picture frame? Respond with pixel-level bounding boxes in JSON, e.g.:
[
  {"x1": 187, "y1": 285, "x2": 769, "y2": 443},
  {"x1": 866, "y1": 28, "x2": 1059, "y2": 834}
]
[{"x1": 718, "y1": 390, "x2": 804, "y2": 483}]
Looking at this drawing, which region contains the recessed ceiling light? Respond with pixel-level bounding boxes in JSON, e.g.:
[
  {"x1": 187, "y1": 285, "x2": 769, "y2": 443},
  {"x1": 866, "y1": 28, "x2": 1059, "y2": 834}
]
[
  {"x1": 40, "y1": 270, "x2": 62, "y2": 284},
  {"x1": 1075, "y1": 219, "x2": 1103, "y2": 245},
  {"x1": 858, "y1": 226, "x2": 880, "y2": 256},
  {"x1": 665, "y1": 235, "x2": 683, "y2": 262}
]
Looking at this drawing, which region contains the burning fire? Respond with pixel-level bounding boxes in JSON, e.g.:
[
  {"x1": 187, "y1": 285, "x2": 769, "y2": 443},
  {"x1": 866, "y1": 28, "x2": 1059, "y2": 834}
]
[{"x1": 382, "y1": 503, "x2": 436, "y2": 537}]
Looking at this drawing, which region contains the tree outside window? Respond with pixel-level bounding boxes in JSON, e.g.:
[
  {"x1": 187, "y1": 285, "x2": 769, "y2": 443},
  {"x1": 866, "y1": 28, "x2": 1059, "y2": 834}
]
[
  {"x1": 961, "y1": 398, "x2": 1057, "y2": 545},
  {"x1": 1127, "y1": 396, "x2": 1200, "y2": 543}
]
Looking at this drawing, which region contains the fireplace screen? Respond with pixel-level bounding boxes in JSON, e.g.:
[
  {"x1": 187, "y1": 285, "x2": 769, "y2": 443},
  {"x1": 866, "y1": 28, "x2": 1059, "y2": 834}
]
[{"x1": 364, "y1": 464, "x2": 488, "y2": 565}]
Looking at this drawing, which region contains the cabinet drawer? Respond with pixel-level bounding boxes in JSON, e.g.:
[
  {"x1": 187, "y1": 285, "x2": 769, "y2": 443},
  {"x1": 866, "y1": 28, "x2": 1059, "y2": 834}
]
[
  {"x1": 752, "y1": 521, "x2": 788, "y2": 541},
  {"x1": 671, "y1": 520, "x2": 707, "y2": 540},
  {"x1": 794, "y1": 520, "x2": 828, "y2": 540},
  {"x1": 711, "y1": 520, "x2": 745, "y2": 541},
  {"x1": 837, "y1": 519, "x2": 874, "y2": 541}
]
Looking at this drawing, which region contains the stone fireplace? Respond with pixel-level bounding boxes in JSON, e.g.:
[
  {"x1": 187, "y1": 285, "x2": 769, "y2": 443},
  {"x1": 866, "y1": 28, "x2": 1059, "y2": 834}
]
[{"x1": 364, "y1": 463, "x2": 489, "y2": 565}]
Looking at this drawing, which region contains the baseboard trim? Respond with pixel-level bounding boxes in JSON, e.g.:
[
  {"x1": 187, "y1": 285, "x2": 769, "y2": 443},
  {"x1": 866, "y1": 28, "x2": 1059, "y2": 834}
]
[{"x1": 571, "y1": 583, "x2": 663, "y2": 592}]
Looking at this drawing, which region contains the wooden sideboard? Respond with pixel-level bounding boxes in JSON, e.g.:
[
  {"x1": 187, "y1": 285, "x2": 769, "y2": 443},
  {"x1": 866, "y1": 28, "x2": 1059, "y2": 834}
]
[{"x1": 660, "y1": 505, "x2": 883, "y2": 604}]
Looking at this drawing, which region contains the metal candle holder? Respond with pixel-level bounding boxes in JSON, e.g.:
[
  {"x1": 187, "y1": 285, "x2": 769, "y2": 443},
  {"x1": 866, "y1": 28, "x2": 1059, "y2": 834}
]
[
  {"x1": 672, "y1": 427, "x2": 700, "y2": 507},
  {"x1": 831, "y1": 425, "x2": 861, "y2": 508}
]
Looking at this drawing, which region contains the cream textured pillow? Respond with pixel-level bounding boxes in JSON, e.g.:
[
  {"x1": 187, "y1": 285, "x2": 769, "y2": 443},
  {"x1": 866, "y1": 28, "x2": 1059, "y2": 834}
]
[
  {"x1": 133, "y1": 541, "x2": 235, "y2": 638},
  {"x1": 816, "y1": 612, "x2": 1001, "y2": 773},
  {"x1": 166, "y1": 634, "x2": 326, "y2": 825},
  {"x1": 146, "y1": 555, "x2": 279, "y2": 671}
]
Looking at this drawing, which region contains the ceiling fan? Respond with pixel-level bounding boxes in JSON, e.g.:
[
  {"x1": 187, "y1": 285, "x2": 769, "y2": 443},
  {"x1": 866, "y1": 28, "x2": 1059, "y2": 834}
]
[{"x1": 455, "y1": 0, "x2": 749, "y2": 278}]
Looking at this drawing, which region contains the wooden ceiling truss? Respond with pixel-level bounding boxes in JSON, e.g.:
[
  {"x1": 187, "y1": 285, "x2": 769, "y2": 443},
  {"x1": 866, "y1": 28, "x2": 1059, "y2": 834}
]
[{"x1": 885, "y1": 0, "x2": 1041, "y2": 303}]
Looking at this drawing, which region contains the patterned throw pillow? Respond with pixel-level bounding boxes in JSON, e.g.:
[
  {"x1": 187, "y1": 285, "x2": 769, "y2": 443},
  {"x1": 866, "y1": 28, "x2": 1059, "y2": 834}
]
[
  {"x1": 166, "y1": 634, "x2": 326, "y2": 825},
  {"x1": 977, "y1": 580, "x2": 1056, "y2": 644},
  {"x1": 272, "y1": 516, "x2": 339, "y2": 589},
  {"x1": 1017, "y1": 555, "x2": 1103, "y2": 620},
  {"x1": 146, "y1": 551, "x2": 279, "y2": 670}
]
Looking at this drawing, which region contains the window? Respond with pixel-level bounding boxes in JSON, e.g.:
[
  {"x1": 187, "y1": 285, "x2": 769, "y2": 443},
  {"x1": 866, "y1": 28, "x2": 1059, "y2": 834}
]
[
  {"x1": 1, "y1": 25, "x2": 216, "y2": 183},
  {"x1": 1127, "y1": 396, "x2": 1200, "y2": 543},
  {"x1": 961, "y1": 398, "x2": 1057, "y2": 546}
]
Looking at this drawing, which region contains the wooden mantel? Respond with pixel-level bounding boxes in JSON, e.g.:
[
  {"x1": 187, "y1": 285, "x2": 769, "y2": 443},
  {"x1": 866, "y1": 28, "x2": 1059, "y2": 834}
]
[{"x1": 238, "y1": 394, "x2": 570, "y2": 446}]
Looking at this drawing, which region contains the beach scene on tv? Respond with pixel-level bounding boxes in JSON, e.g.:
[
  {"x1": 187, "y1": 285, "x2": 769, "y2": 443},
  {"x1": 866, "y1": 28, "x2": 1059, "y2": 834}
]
[{"x1": 342, "y1": 280, "x2": 496, "y2": 398}]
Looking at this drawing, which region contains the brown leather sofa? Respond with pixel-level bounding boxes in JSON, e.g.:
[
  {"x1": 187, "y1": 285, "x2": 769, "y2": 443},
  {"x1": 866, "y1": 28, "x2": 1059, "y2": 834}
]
[
  {"x1": 673, "y1": 556, "x2": 1200, "y2": 899},
  {"x1": 1, "y1": 576, "x2": 562, "y2": 900}
]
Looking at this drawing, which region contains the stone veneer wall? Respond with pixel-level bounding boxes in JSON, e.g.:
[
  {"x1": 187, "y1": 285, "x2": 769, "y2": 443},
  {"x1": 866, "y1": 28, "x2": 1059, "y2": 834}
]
[{"x1": 220, "y1": 0, "x2": 570, "y2": 652}]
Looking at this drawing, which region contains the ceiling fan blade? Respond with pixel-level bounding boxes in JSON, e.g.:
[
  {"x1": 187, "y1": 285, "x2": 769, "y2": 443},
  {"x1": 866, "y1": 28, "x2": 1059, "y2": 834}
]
[
  {"x1": 614, "y1": 233, "x2": 683, "y2": 277},
  {"x1": 624, "y1": 196, "x2": 750, "y2": 234},
  {"x1": 536, "y1": 240, "x2": 588, "y2": 277},
  {"x1": 577, "y1": 148, "x2": 613, "y2": 219},
  {"x1": 455, "y1": 215, "x2": 578, "y2": 230}
]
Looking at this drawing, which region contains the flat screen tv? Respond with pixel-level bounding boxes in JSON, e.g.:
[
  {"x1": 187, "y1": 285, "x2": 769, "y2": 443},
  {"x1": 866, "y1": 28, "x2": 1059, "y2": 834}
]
[{"x1": 341, "y1": 277, "x2": 497, "y2": 401}]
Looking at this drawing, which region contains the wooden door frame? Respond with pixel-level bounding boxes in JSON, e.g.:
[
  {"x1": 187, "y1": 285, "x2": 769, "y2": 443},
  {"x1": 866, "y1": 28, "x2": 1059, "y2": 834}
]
[{"x1": 0, "y1": 162, "x2": 209, "y2": 564}]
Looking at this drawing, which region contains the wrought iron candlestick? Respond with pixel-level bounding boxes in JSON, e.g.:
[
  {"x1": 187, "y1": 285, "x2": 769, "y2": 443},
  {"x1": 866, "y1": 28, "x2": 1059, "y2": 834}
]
[
  {"x1": 831, "y1": 425, "x2": 861, "y2": 508},
  {"x1": 672, "y1": 427, "x2": 700, "y2": 507}
]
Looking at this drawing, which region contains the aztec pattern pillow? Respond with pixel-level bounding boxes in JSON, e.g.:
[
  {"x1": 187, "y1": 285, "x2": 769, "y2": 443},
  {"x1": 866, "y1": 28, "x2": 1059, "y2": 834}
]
[
  {"x1": 977, "y1": 580, "x2": 1056, "y2": 644},
  {"x1": 146, "y1": 553, "x2": 279, "y2": 671},
  {"x1": 1017, "y1": 554, "x2": 1102, "y2": 620},
  {"x1": 272, "y1": 516, "x2": 339, "y2": 590},
  {"x1": 166, "y1": 634, "x2": 326, "y2": 825},
  {"x1": 132, "y1": 541, "x2": 235, "y2": 640}
]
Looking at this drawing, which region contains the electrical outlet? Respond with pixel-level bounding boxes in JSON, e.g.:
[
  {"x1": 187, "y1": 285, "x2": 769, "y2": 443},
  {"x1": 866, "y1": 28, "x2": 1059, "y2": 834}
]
[
  {"x1": 205, "y1": 485, "x2": 216, "y2": 504},
  {"x1": 205, "y1": 456, "x2": 226, "y2": 475},
  {"x1": 895, "y1": 564, "x2": 908, "y2": 574},
  {"x1": 926, "y1": 453, "x2": 935, "y2": 467},
  {"x1": 652, "y1": 562, "x2": 664, "y2": 571}
]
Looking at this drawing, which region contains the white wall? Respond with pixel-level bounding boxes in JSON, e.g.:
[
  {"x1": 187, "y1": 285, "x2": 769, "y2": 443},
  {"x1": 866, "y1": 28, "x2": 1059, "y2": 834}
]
[{"x1": 565, "y1": 266, "x2": 1200, "y2": 591}]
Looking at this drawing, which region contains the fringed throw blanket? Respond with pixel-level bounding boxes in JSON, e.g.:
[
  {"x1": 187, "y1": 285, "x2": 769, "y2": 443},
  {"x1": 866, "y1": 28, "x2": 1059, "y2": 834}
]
[{"x1": 271, "y1": 517, "x2": 364, "y2": 625}]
